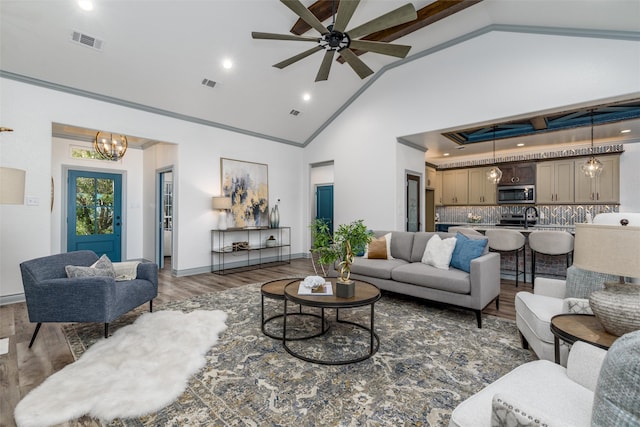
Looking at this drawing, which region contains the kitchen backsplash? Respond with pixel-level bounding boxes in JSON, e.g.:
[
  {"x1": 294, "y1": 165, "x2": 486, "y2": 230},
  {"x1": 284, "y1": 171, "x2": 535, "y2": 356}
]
[{"x1": 436, "y1": 205, "x2": 619, "y2": 225}]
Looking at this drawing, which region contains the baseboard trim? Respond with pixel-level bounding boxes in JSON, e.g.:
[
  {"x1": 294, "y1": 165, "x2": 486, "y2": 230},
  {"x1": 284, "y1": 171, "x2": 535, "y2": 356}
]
[{"x1": 0, "y1": 293, "x2": 26, "y2": 306}]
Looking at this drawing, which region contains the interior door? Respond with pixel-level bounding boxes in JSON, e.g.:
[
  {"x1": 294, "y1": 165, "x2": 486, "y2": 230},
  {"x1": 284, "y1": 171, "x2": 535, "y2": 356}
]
[
  {"x1": 67, "y1": 170, "x2": 122, "y2": 261},
  {"x1": 315, "y1": 184, "x2": 334, "y2": 235},
  {"x1": 406, "y1": 174, "x2": 420, "y2": 232}
]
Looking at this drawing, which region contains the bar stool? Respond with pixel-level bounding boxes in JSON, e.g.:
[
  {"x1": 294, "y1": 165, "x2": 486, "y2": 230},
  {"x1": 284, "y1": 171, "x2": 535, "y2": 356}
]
[
  {"x1": 485, "y1": 229, "x2": 526, "y2": 287},
  {"x1": 528, "y1": 231, "x2": 574, "y2": 286}
]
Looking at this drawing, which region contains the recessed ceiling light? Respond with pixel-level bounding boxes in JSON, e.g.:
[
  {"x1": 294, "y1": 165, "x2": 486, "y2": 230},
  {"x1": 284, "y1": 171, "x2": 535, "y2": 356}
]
[
  {"x1": 443, "y1": 153, "x2": 450, "y2": 157},
  {"x1": 517, "y1": 143, "x2": 525, "y2": 147},
  {"x1": 621, "y1": 129, "x2": 631, "y2": 134},
  {"x1": 222, "y1": 59, "x2": 233, "y2": 69},
  {"x1": 302, "y1": 93, "x2": 311, "y2": 102},
  {"x1": 78, "y1": 1, "x2": 93, "y2": 11}
]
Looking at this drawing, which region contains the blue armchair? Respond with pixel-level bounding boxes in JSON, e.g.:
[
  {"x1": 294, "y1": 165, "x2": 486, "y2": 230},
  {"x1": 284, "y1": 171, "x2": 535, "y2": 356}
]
[{"x1": 20, "y1": 250, "x2": 158, "y2": 347}]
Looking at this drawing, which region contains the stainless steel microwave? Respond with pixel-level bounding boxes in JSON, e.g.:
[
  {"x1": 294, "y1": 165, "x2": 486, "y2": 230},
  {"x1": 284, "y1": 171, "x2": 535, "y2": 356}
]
[{"x1": 497, "y1": 185, "x2": 535, "y2": 204}]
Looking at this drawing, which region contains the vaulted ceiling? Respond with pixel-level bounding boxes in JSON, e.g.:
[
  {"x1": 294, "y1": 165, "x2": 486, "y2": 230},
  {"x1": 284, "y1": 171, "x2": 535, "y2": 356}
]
[{"x1": 1, "y1": 0, "x2": 639, "y2": 158}]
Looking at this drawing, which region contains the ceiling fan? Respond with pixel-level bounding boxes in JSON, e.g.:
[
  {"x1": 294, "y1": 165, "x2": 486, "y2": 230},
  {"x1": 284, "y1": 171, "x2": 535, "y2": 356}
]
[{"x1": 252, "y1": 0, "x2": 417, "y2": 82}]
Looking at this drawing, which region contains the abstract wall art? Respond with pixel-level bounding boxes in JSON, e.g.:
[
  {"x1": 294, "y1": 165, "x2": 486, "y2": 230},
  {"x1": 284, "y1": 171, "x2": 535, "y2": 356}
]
[{"x1": 220, "y1": 158, "x2": 269, "y2": 228}]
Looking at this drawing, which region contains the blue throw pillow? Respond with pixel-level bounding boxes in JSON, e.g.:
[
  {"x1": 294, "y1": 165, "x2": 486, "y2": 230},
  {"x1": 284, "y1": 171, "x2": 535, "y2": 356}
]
[{"x1": 450, "y1": 232, "x2": 488, "y2": 273}]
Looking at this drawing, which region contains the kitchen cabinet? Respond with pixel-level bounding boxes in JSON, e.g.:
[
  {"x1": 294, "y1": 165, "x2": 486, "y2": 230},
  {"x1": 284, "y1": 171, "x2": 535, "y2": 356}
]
[
  {"x1": 434, "y1": 171, "x2": 443, "y2": 206},
  {"x1": 426, "y1": 167, "x2": 437, "y2": 189},
  {"x1": 574, "y1": 155, "x2": 620, "y2": 203},
  {"x1": 499, "y1": 162, "x2": 536, "y2": 185},
  {"x1": 468, "y1": 167, "x2": 497, "y2": 205},
  {"x1": 442, "y1": 169, "x2": 468, "y2": 205},
  {"x1": 536, "y1": 160, "x2": 574, "y2": 203}
]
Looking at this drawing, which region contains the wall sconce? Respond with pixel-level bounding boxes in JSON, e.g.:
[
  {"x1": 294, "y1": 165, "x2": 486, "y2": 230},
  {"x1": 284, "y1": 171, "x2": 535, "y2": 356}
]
[
  {"x1": 212, "y1": 196, "x2": 232, "y2": 230},
  {"x1": 0, "y1": 167, "x2": 26, "y2": 204}
]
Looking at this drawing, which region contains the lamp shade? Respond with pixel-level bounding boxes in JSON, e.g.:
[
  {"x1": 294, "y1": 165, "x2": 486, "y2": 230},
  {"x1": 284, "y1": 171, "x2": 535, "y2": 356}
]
[
  {"x1": 212, "y1": 196, "x2": 231, "y2": 210},
  {"x1": 0, "y1": 167, "x2": 26, "y2": 204},
  {"x1": 573, "y1": 223, "x2": 640, "y2": 279}
]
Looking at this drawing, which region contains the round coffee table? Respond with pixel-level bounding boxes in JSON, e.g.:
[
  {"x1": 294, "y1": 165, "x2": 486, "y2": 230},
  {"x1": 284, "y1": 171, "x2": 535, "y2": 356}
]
[
  {"x1": 261, "y1": 278, "x2": 329, "y2": 340},
  {"x1": 550, "y1": 313, "x2": 617, "y2": 364},
  {"x1": 283, "y1": 278, "x2": 381, "y2": 365}
]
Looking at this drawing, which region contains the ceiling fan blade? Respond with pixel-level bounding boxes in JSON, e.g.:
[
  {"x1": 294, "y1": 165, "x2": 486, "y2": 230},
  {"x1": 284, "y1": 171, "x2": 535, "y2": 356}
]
[
  {"x1": 280, "y1": 0, "x2": 329, "y2": 35},
  {"x1": 347, "y1": 3, "x2": 417, "y2": 40},
  {"x1": 315, "y1": 50, "x2": 335, "y2": 82},
  {"x1": 348, "y1": 39, "x2": 411, "y2": 58},
  {"x1": 252, "y1": 32, "x2": 319, "y2": 42},
  {"x1": 273, "y1": 45, "x2": 324, "y2": 69},
  {"x1": 333, "y1": 0, "x2": 360, "y2": 33},
  {"x1": 339, "y1": 48, "x2": 374, "y2": 79}
]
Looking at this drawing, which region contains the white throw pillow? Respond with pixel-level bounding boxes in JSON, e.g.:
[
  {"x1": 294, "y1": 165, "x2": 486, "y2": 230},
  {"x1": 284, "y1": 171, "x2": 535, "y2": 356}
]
[
  {"x1": 363, "y1": 233, "x2": 394, "y2": 260},
  {"x1": 421, "y1": 234, "x2": 456, "y2": 269}
]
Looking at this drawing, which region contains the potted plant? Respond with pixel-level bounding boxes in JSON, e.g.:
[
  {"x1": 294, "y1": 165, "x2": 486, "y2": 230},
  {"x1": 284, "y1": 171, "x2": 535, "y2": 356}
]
[
  {"x1": 309, "y1": 218, "x2": 333, "y2": 276},
  {"x1": 313, "y1": 219, "x2": 373, "y2": 297}
]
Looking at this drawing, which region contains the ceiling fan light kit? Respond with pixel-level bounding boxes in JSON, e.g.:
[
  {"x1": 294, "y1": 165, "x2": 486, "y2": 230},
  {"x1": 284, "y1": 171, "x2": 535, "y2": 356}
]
[{"x1": 252, "y1": 0, "x2": 417, "y2": 82}]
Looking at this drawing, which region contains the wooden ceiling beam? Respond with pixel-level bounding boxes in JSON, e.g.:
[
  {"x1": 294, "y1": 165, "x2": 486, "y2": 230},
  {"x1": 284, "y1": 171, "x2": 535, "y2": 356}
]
[{"x1": 337, "y1": 0, "x2": 483, "y2": 62}]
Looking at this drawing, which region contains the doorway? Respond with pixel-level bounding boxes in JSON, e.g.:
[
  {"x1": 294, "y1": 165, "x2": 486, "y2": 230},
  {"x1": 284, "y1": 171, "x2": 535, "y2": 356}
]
[
  {"x1": 158, "y1": 169, "x2": 173, "y2": 270},
  {"x1": 406, "y1": 173, "x2": 421, "y2": 232},
  {"x1": 67, "y1": 170, "x2": 123, "y2": 261}
]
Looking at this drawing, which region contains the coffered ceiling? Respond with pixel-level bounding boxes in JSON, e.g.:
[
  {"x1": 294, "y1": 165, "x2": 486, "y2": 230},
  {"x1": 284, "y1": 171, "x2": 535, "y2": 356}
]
[{"x1": 2, "y1": 0, "x2": 640, "y2": 156}]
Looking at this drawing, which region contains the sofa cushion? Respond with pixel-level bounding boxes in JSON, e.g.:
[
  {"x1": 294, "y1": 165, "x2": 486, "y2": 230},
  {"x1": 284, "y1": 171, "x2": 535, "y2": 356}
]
[
  {"x1": 592, "y1": 330, "x2": 640, "y2": 426},
  {"x1": 389, "y1": 231, "x2": 414, "y2": 261},
  {"x1": 409, "y1": 232, "x2": 437, "y2": 262},
  {"x1": 450, "y1": 233, "x2": 488, "y2": 273},
  {"x1": 514, "y1": 292, "x2": 564, "y2": 344},
  {"x1": 564, "y1": 265, "x2": 619, "y2": 299},
  {"x1": 391, "y1": 262, "x2": 471, "y2": 294},
  {"x1": 350, "y1": 258, "x2": 408, "y2": 280},
  {"x1": 421, "y1": 234, "x2": 457, "y2": 270}
]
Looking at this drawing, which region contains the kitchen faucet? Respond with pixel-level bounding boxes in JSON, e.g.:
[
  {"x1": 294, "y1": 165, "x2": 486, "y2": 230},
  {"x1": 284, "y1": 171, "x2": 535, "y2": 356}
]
[{"x1": 523, "y1": 206, "x2": 539, "y2": 230}]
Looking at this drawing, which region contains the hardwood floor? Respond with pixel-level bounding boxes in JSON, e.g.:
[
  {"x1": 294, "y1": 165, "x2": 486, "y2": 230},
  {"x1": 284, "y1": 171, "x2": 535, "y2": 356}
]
[{"x1": 0, "y1": 258, "x2": 530, "y2": 427}]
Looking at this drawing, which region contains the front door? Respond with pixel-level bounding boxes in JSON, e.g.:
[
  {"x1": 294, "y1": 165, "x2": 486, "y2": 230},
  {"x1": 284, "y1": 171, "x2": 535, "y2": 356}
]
[{"x1": 67, "y1": 170, "x2": 122, "y2": 261}]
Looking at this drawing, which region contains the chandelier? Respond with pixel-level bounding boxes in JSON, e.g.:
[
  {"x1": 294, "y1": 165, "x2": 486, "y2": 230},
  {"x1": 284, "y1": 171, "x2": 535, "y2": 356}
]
[
  {"x1": 581, "y1": 110, "x2": 604, "y2": 178},
  {"x1": 486, "y1": 125, "x2": 503, "y2": 183},
  {"x1": 94, "y1": 131, "x2": 128, "y2": 161}
]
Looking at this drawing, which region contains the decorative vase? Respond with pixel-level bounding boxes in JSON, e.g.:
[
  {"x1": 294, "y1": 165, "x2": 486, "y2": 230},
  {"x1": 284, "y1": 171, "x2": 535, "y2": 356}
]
[
  {"x1": 266, "y1": 236, "x2": 277, "y2": 247},
  {"x1": 273, "y1": 204, "x2": 279, "y2": 228},
  {"x1": 589, "y1": 282, "x2": 640, "y2": 336},
  {"x1": 336, "y1": 279, "x2": 355, "y2": 298}
]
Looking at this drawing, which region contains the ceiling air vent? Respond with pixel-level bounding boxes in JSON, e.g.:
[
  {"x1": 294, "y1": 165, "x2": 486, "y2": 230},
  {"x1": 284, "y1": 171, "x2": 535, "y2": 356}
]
[
  {"x1": 70, "y1": 30, "x2": 103, "y2": 51},
  {"x1": 289, "y1": 109, "x2": 301, "y2": 116},
  {"x1": 201, "y1": 79, "x2": 217, "y2": 88}
]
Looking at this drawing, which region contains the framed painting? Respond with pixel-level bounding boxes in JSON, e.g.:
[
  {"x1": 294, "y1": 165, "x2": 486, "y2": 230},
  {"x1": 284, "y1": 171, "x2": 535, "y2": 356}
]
[{"x1": 220, "y1": 158, "x2": 269, "y2": 228}]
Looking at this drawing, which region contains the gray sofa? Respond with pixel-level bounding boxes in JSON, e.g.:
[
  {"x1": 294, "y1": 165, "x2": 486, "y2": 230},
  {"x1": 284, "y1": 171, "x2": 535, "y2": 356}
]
[{"x1": 332, "y1": 231, "x2": 500, "y2": 327}]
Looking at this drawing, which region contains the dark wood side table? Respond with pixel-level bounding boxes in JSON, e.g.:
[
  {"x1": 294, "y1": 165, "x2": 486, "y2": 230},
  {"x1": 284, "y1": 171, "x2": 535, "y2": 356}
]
[{"x1": 550, "y1": 313, "x2": 617, "y2": 364}]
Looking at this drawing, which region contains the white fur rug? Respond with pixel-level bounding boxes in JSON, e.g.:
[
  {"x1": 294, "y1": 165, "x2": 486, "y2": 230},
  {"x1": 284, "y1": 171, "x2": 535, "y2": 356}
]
[{"x1": 14, "y1": 310, "x2": 227, "y2": 427}]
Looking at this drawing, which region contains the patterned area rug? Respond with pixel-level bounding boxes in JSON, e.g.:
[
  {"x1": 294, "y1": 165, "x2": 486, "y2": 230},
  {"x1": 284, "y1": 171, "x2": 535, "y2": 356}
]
[{"x1": 63, "y1": 283, "x2": 534, "y2": 426}]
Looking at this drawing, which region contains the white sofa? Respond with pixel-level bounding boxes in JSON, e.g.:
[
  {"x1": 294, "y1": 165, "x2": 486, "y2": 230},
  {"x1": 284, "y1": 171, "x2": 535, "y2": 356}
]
[{"x1": 449, "y1": 341, "x2": 606, "y2": 427}]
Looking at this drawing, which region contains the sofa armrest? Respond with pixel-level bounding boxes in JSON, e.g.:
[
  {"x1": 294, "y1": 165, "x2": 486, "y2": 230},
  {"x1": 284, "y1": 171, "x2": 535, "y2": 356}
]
[
  {"x1": 469, "y1": 252, "x2": 500, "y2": 308},
  {"x1": 534, "y1": 277, "x2": 566, "y2": 298},
  {"x1": 136, "y1": 262, "x2": 158, "y2": 288},
  {"x1": 566, "y1": 341, "x2": 607, "y2": 392},
  {"x1": 24, "y1": 277, "x2": 116, "y2": 322}
]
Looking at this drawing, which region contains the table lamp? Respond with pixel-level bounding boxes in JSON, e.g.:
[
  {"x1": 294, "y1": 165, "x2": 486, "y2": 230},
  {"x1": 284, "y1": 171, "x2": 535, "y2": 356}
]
[
  {"x1": 573, "y1": 222, "x2": 640, "y2": 336},
  {"x1": 212, "y1": 196, "x2": 231, "y2": 230},
  {"x1": 0, "y1": 167, "x2": 26, "y2": 204}
]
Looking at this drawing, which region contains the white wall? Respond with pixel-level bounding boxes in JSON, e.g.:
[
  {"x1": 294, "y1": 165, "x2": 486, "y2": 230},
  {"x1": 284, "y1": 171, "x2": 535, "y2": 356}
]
[
  {"x1": 304, "y1": 30, "x2": 640, "y2": 233},
  {"x1": 0, "y1": 78, "x2": 304, "y2": 299}
]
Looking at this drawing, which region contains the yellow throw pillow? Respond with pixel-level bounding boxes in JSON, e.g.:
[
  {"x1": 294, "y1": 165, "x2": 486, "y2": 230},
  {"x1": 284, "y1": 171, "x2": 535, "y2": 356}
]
[{"x1": 367, "y1": 237, "x2": 388, "y2": 259}]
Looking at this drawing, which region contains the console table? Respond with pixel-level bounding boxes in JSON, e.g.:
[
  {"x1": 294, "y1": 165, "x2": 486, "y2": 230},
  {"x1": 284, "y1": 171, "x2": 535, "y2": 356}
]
[{"x1": 211, "y1": 227, "x2": 291, "y2": 274}]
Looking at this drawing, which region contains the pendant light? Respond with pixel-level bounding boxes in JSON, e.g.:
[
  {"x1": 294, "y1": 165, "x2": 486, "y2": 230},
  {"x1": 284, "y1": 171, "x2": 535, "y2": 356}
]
[
  {"x1": 581, "y1": 109, "x2": 604, "y2": 178},
  {"x1": 486, "y1": 125, "x2": 503, "y2": 184},
  {"x1": 94, "y1": 131, "x2": 128, "y2": 161}
]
